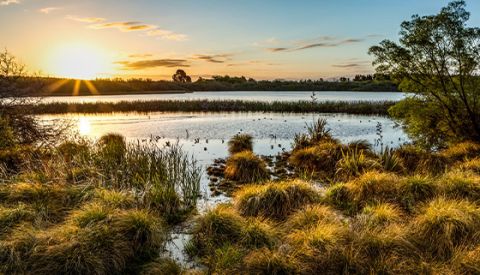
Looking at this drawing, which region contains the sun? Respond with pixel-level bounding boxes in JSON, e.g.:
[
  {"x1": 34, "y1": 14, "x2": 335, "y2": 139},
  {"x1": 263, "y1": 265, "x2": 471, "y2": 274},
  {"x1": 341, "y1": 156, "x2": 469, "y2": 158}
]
[{"x1": 49, "y1": 43, "x2": 111, "y2": 80}]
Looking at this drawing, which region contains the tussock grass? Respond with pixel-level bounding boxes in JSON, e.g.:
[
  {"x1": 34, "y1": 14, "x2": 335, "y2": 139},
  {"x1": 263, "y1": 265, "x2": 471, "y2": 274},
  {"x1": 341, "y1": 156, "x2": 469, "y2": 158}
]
[
  {"x1": 224, "y1": 151, "x2": 269, "y2": 183},
  {"x1": 227, "y1": 134, "x2": 253, "y2": 155},
  {"x1": 399, "y1": 175, "x2": 437, "y2": 211},
  {"x1": 456, "y1": 246, "x2": 480, "y2": 274},
  {"x1": 410, "y1": 197, "x2": 480, "y2": 260},
  {"x1": 458, "y1": 158, "x2": 480, "y2": 174},
  {"x1": 439, "y1": 171, "x2": 480, "y2": 202},
  {"x1": 243, "y1": 248, "x2": 298, "y2": 275},
  {"x1": 94, "y1": 189, "x2": 135, "y2": 209},
  {"x1": 440, "y1": 141, "x2": 480, "y2": 162},
  {"x1": 355, "y1": 203, "x2": 403, "y2": 229},
  {"x1": 284, "y1": 204, "x2": 341, "y2": 231},
  {"x1": 241, "y1": 218, "x2": 277, "y2": 249},
  {"x1": 139, "y1": 258, "x2": 182, "y2": 275},
  {"x1": 0, "y1": 204, "x2": 34, "y2": 235},
  {"x1": 345, "y1": 171, "x2": 400, "y2": 211},
  {"x1": 289, "y1": 141, "x2": 344, "y2": 178},
  {"x1": 235, "y1": 180, "x2": 319, "y2": 220},
  {"x1": 336, "y1": 147, "x2": 380, "y2": 181}
]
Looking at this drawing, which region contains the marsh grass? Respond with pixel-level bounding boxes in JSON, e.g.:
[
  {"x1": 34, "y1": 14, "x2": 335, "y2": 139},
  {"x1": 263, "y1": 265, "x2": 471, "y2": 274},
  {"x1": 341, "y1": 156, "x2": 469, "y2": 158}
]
[
  {"x1": 32, "y1": 99, "x2": 396, "y2": 115},
  {"x1": 410, "y1": 197, "x2": 480, "y2": 260},
  {"x1": 235, "y1": 180, "x2": 319, "y2": 220},
  {"x1": 439, "y1": 171, "x2": 480, "y2": 202},
  {"x1": 224, "y1": 151, "x2": 269, "y2": 184},
  {"x1": 289, "y1": 141, "x2": 344, "y2": 178},
  {"x1": 336, "y1": 146, "x2": 380, "y2": 181},
  {"x1": 227, "y1": 134, "x2": 253, "y2": 155}
]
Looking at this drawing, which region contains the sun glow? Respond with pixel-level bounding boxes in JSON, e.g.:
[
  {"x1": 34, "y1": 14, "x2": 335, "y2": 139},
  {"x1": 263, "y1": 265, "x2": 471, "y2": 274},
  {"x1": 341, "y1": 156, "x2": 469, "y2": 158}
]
[{"x1": 48, "y1": 43, "x2": 111, "y2": 80}]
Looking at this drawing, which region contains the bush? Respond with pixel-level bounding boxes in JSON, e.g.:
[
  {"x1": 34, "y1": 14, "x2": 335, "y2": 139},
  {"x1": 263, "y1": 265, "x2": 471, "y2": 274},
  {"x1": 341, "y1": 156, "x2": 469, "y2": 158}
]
[
  {"x1": 224, "y1": 151, "x2": 269, "y2": 183},
  {"x1": 235, "y1": 180, "x2": 319, "y2": 220},
  {"x1": 410, "y1": 197, "x2": 480, "y2": 260},
  {"x1": 227, "y1": 134, "x2": 253, "y2": 155}
]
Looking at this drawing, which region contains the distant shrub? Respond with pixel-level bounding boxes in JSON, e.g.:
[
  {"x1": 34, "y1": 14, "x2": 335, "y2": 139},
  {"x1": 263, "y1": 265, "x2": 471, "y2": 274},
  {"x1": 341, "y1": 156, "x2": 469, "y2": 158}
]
[
  {"x1": 224, "y1": 151, "x2": 269, "y2": 183},
  {"x1": 227, "y1": 134, "x2": 253, "y2": 155}
]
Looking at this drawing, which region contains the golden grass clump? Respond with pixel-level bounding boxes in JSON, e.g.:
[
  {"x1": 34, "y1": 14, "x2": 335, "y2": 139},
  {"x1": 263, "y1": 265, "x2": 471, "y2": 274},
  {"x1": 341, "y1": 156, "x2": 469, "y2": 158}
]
[
  {"x1": 398, "y1": 175, "x2": 438, "y2": 211},
  {"x1": 355, "y1": 203, "x2": 403, "y2": 229},
  {"x1": 284, "y1": 204, "x2": 341, "y2": 230},
  {"x1": 235, "y1": 180, "x2": 319, "y2": 220},
  {"x1": 241, "y1": 218, "x2": 277, "y2": 249},
  {"x1": 286, "y1": 220, "x2": 350, "y2": 273},
  {"x1": 335, "y1": 147, "x2": 380, "y2": 181},
  {"x1": 224, "y1": 150, "x2": 269, "y2": 183},
  {"x1": 458, "y1": 157, "x2": 480, "y2": 174},
  {"x1": 98, "y1": 133, "x2": 127, "y2": 165},
  {"x1": 289, "y1": 141, "x2": 344, "y2": 178},
  {"x1": 440, "y1": 141, "x2": 480, "y2": 162},
  {"x1": 344, "y1": 171, "x2": 400, "y2": 211},
  {"x1": 456, "y1": 246, "x2": 480, "y2": 274},
  {"x1": 439, "y1": 171, "x2": 480, "y2": 201},
  {"x1": 0, "y1": 204, "x2": 34, "y2": 235},
  {"x1": 139, "y1": 258, "x2": 182, "y2": 275},
  {"x1": 243, "y1": 248, "x2": 298, "y2": 275},
  {"x1": 227, "y1": 134, "x2": 253, "y2": 155},
  {"x1": 69, "y1": 202, "x2": 112, "y2": 228},
  {"x1": 94, "y1": 189, "x2": 135, "y2": 209},
  {"x1": 410, "y1": 197, "x2": 480, "y2": 260}
]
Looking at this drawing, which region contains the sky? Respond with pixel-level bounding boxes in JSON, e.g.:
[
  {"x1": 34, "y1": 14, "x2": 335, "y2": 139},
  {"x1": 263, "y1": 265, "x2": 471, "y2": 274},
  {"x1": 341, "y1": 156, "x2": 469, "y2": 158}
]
[{"x1": 1, "y1": 0, "x2": 480, "y2": 80}]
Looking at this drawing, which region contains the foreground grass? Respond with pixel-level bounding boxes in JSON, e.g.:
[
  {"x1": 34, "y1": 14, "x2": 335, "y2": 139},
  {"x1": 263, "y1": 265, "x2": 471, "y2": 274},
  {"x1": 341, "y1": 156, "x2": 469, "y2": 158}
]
[
  {"x1": 0, "y1": 134, "x2": 201, "y2": 274},
  {"x1": 191, "y1": 123, "x2": 480, "y2": 274},
  {"x1": 31, "y1": 99, "x2": 395, "y2": 115}
]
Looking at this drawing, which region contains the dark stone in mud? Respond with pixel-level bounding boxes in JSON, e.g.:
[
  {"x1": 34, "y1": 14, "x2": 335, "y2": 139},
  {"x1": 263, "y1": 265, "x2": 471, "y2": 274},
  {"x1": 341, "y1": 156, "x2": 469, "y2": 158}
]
[{"x1": 210, "y1": 177, "x2": 219, "y2": 183}]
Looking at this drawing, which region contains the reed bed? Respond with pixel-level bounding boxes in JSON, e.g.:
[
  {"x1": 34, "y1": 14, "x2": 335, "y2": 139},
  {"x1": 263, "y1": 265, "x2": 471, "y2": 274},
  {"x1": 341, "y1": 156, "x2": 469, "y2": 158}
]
[{"x1": 31, "y1": 99, "x2": 396, "y2": 115}]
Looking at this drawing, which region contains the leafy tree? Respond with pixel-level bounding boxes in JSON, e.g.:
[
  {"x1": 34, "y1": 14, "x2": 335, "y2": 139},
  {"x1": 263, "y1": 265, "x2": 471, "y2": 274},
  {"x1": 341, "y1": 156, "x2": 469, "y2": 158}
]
[
  {"x1": 369, "y1": 1, "x2": 480, "y2": 148},
  {"x1": 172, "y1": 69, "x2": 191, "y2": 83}
]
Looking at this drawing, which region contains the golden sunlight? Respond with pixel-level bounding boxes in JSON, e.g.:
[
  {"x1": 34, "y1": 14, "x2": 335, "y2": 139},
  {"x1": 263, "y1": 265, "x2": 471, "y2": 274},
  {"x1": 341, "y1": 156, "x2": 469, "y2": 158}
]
[
  {"x1": 48, "y1": 43, "x2": 111, "y2": 80},
  {"x1": 78, "y1": 117, "x2": 91, "y2": 135}
]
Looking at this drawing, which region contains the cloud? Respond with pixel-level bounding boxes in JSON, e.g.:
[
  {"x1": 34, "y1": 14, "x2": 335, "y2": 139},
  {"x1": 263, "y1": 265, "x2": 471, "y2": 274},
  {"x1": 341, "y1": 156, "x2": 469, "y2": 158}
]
[
  {"x1": 116, "y1": 59, "x2": 190, "y2": 70},
  {"x1": 128, "y1": 53, "x2": 153, "y2": 58},
  {"x1": 193, "y1": 54, "x2": 232, "y2": 63},
  {"x1": 267, "y1": 47, "x2": 289, "y2": 52},
  {"x1": 146, "y1": 29, "x2": 187, "y2": 41},
  {"x1": 66, "y1": 15, "x2": 106, "y2": 23},
  {"x1": 39, "y1": 7, "x2": 61, "y2": 14},
  {"x1": 67, "y1": 15, "x2": 187, "y2": 41},
  {"x1": 267, "y1": 36, "x2": 365, "y2": 52},
  {"x1": 332, "y1": 63, "x2": 363, "y2": 68},
  {"x1": 0, "y1": 0, "x2": 19, "y2": 6},
  {"x1": 90, "y1": 21, "x2": 155, "y2": 32}
]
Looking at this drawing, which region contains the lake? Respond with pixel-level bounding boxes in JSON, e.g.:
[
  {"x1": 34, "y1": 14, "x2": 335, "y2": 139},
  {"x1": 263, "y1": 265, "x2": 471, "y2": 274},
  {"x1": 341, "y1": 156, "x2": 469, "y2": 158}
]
[{"x1": 40, "y1": 91, "x2": 406, "y2": 103}]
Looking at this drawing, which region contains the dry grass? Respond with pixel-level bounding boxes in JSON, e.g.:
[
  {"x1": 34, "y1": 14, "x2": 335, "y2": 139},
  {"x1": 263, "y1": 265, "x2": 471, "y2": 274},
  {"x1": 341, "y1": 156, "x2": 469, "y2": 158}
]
[
  {"x1": 227, "y1": 134, "x2": 253, "y2": 155},
  {"x1": 224, "y1": 150, "x2": 269, "y2": 183},
  {"x1": 289, "y1": 141, "x2": 344, "y2": 178},
  {"x1": 235, "y1": 180, "x2": 319, "y2": 220}
]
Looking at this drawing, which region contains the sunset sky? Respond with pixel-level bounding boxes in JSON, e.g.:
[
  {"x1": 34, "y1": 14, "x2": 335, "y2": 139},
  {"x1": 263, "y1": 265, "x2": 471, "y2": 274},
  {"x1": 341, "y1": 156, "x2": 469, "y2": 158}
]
[{"x1": 1, "y1": 0, "x2": 480, "y2": 80}]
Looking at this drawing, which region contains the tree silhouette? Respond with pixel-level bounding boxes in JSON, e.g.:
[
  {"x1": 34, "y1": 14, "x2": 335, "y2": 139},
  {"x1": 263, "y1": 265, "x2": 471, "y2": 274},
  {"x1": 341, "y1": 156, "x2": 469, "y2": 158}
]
[{"x1": 172, "y1": 69, "x2": 192, "y2": 83}]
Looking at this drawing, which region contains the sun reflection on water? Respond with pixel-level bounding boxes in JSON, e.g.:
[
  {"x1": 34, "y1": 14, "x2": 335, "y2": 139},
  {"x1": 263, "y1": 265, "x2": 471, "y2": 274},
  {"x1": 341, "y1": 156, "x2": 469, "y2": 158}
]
[{"x1": 78, "y1": 117, "x2": 91, "y2": 135}]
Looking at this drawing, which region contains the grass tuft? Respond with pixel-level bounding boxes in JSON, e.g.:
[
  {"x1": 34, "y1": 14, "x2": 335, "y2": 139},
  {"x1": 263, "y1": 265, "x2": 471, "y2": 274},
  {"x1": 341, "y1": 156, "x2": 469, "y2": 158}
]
[
  {"x1": 228, "y1": 134, "x2": 253, "y2": 155},
  {"x1": 224, "y1": 151, "x2": 269, "y2": 183}
]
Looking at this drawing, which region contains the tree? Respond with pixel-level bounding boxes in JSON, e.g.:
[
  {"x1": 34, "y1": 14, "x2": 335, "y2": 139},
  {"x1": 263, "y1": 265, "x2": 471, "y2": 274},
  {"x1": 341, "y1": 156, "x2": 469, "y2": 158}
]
[
  {"x1": 172, "y1": 69, "x2": 191, "y2": 83},
  {"x1": 0, "y1": 49, "x2": 58, "y2": 146},
  {"x1": 369, "y1": 1, "x2": 480, "y2": 148}
]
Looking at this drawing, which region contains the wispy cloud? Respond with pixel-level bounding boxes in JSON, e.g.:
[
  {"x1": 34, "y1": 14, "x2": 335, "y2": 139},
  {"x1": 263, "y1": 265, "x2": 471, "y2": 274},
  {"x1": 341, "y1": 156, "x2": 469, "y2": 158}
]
[
  {"x1": 332, "y1": 63, "x2": 362, "y2": 68},
  {"x1": 39, "y1": 7, "x2": 62, "y2": 14},
  {"x1": 266, "y1": 36, "x2": 364, "y2": 53},
  {"x1": 116, "y1": 59, "x2": 190, "y2": 70},
  {"x1": 193, "y1": 54, "x2": 232, "y2": 63},
  {"x1": 147, "y1": 29, "x2": 187, "y2": 41},
  {"x1": 90, "y1": 21, "x2": 155, "y2": 32},
  {"x1": 68, "y1": 15, "x2": 187, "y2": 41},
  {"x1": 0, "y1": 0, "x2": 19, "y2": 6},
  {"x1": 332, "y1": 60, "x2": 371, "y2": 69},
  {"x1": 128, "y1": 53, "x2": 153, "y2": 58},
  {"x1": 66, "y1": 15, "x2": 106, "y2": 23}
]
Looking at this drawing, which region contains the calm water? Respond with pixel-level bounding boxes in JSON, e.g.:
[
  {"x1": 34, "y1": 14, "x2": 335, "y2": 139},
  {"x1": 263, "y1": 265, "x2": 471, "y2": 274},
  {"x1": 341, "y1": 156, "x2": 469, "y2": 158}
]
[
  {"x1": 40, "y1": 112, "x2": 408, "y2": 199},
  {"x1": 41, "y1": 91, "x2": 405, "y2": 103}
]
